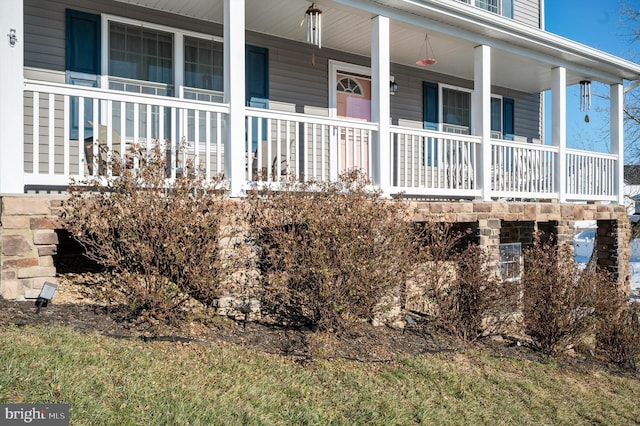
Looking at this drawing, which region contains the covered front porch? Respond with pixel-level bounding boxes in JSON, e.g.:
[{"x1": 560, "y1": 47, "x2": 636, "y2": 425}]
[{"x1": 1, "y1": 0, "x2": 639, "y2": 203}]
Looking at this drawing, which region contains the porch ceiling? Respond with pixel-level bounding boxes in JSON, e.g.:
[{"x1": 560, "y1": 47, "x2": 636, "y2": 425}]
[{"x1": 113, "y1": 0, "x2": 640, "y2": 93}]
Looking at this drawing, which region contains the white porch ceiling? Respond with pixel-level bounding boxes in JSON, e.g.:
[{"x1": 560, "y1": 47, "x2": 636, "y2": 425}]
[{"x1": 113, "y1": 0, "x2": 640, "y2": 93}]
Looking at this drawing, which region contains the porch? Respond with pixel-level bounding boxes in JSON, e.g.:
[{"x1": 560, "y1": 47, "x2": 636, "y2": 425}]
[{"x1": 1, "y1": 0, "x2": 639, "y2": 203}]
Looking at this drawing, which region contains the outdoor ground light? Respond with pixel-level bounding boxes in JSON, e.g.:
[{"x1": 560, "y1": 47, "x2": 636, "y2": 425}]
[{"x1": 35, "y1": 281, "x2": 57, "y2": 313}]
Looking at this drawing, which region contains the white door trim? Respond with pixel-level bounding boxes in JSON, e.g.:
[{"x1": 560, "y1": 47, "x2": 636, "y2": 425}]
[{"x1": 328, "y1": 60, "x2": 371, "y2": 118}]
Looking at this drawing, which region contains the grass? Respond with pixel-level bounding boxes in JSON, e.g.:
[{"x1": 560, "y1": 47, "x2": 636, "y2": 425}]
[{"x1": 1, "y1": 325, "x2": 640, "y2": 425}]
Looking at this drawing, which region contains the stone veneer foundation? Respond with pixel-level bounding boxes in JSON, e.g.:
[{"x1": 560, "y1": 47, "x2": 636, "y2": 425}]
[
  {"x1": 0, "y1": 196, "x2": 632, "y2": 300},
  {"x1": 1, "y1": 196, "x2": 64, "y2": 300}
]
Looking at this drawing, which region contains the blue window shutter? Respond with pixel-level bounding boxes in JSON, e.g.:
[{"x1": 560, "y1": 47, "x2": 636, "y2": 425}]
[
  {"x1": 246, "y1": 45, "x2": 269, "y2": 152},
  {"x1": 423, "y1": 82, "x2": 439, "y2": 130},
  {"x1": 503, "y1": 97, "x2": 515, "y2": 141},
  {"x1": 491, "y1": 98, "x2": 501, "y2": 133},
  {"x1": 65, "y1": 9, "x2": 101, "y2": 74},
  {"x1": 246, "y1": 45, "x2": 269, "y2": 108},
  {"x1": 423, "y1": 82, "x2": 439, "y2": 166},
  {"x1": 66, "y1": 9, "x2": 101, "y2": 140},
  {"x1": 503, "y1": 0, "x2": 514, "y2": 19}
]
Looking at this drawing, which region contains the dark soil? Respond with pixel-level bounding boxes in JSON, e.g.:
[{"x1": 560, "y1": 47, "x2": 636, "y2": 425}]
[{"x1": 0, "y1": 269, "x2": 635, "y2": 376}]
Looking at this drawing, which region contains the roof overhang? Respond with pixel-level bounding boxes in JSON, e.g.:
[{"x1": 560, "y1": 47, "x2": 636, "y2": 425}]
[{"x1": 113, "y1": 0, "x2": 640, "y2": 93}]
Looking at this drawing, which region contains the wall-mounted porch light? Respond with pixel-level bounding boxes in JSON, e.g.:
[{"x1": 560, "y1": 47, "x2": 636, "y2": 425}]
[
  {"x1": 35, "y1": 281, "x2": 58, "y2": 313},
  {"x1": 305, "y1": 3, "x2": 323, "y2": 48},
  {"x1": 390, "y1": 77, "x2": 399, "y2": 95}
]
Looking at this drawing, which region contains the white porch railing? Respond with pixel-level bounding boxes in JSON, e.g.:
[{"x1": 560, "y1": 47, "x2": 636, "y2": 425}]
[
  {"x1": 490, "y1": 139, "x2": 557, "y2": 199},
  {"x1": 22, "y1": 81, "x2": 620, "y2": 203},
  {"x1": 23, "y1": 80, "x2": 229, "y2": 186},
  {"x1": 389, "y1": 126, "x2": 481, "y2": 197},
  {"x1": 565, "y1": 149, "x2": 617, "y2": 201},
  {"x1": 245, "y1": 107, "x2": 376, "y2": 183}
]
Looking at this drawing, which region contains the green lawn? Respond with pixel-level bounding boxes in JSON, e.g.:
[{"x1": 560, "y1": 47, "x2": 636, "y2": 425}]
[{"x1": 1, "y1": 325, "x2": 639, "y2": 425}]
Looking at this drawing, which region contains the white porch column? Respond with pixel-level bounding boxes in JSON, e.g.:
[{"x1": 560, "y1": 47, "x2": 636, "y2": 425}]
[
  {"x1": 551, "y1": 67, "x2": 566, "y2": 202},
  {"x1": 224, "y1": 0, "x2": 245, "y2": 197},
  {"x1": 474, "y1": 45, "x2": 492, "y2": 201},
  {"x1": 0, "y1": 0, "x2": 24, "y2": 194},
  {"x1": 371, "y1": 16, "x2": 390, "y2": 192},
  {"x1": 174, "y1": 33, "x2": 184, "y2": 97},
  {"x1": 611, "y1": 83, "x2": 624, "y2": 205}
]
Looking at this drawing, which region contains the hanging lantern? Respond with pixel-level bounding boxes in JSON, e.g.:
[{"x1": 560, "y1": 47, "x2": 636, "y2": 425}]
[
  {"x1": 580, "y1": 80, "x2": 591, "y2": 122},
  {"x1": 305, "y1": 3, "x2": 322, "y2": 48}
]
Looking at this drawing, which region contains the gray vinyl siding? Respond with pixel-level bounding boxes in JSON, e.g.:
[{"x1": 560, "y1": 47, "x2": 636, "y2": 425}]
[
  {"x1": 514, "y1": 93, "x2": 542, "y2": 142},
  {"x1": 514, "y1": 0, "x2": 541, "y2": 28},
  {"x1": 25, "y1": 0, "x2": 223, "y2": 73},
  {"x1": 24, "y1": 0, "x2": 540, "y2": 144}
]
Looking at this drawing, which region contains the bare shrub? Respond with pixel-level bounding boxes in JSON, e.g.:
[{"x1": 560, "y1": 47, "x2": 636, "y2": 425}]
[
  {"x1": 63, "y1": 143, "x2": 238, "y2": 324},
  {"x1": 594, "y1": 277, "x2": 640, "y2": 368},
  {"x1": 246, "y1": 171, "x2": 416, "y2": 332},
  {"x1": 522, "y1": 236, "x2": 599, "y2": 354},
  {"x1": 414, "y1": 224, "x2": 514, "y2": 341}
]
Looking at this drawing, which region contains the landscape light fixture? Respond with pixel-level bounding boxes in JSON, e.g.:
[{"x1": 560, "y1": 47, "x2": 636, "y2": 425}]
[{"x1": 35, "y1": 281, "x2": 57, "y2": 314}]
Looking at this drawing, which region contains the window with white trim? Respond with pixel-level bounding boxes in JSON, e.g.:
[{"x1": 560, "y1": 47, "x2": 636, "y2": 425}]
[
  {"x1": 184, "y1": 36, "x2": 224, "y2": 97},
  {"x1": 457, "y1": 0, "x2": 513, "y2": 18},
  {"x1": 499, "y1": 242, "x2": 521, "y2": 281},
  {"x1": 109, "y1": 22, "x2": 174, "y2": 94},
  {"x1": 102, "y1": 16, "x2": 226, "y2": 144},
  {"x1": 442, "y1": 86, "x2": 471, "y2": 135},
  {"x1": 476, "y1": 0, "x2": 500, "y2": 14}
]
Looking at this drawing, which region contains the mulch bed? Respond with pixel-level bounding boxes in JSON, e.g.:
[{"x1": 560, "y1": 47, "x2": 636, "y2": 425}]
[{"x1": 0, "y1": 269, "x2": 636, "y2": 377}]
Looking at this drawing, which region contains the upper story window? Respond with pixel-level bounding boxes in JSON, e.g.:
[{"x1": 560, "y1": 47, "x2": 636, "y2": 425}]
[{"x1": 457, "y1": 0, "x2": 513, "y2": 18}]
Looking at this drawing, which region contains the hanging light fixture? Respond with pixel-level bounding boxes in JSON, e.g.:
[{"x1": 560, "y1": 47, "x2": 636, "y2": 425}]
[
  {"x1": 416, "y1": 34, "x2": 437, "y2": 66},
  {"x1": 305, "y1": 3, "x2": 323, "y2": 48},
  {"x1": 580, "y1": 80, "x2": 591, "y2": 123}
]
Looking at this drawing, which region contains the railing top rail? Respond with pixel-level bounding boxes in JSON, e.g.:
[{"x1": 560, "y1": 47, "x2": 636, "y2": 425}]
[
  {"x1": 390, "y1": 124, "x2": 482, "y2": 143},
  {"x1": 245, "y1": 106, "x2": 379, "y2": 130},
  {"x1": 490, "y1": 139, "x2": 559, "y2": 153},
  {"x1": 565, "y1": 148, "x2": 617, "y2": 160},
  {"x1": 24, "y1": 79, "x2": 230, "y2": 113}
]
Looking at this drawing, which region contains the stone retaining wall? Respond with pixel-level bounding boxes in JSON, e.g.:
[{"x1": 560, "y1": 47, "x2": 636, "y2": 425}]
[
  {"x1": 1, "y1": 196, "x2": 65, "y2": 300},
  {"x1": 0, "y1": 196, "x2": 632, "y2": 301}
]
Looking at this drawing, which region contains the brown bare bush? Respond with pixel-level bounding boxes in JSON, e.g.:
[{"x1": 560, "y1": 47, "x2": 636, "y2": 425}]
[
  {"x1": 414, "y1": 223, "x2": 515, "y2": 341},
  {"x1": 63, "y1": 143, "x2": 238, "y2": 324},
  {"x1": 593, "y1": 276, "x2": 640, "y2": 368},
  {"x1": 246, "y1": 171, "x2": 416, "y2": 332},
  {"x1": 522, "y1": 236, "x2": 601, "y2": 354}
]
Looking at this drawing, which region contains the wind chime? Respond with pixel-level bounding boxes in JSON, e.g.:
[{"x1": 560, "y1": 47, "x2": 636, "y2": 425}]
[
  {"x1": 305, "y1": 3, "x2": 322, "y2": 48},
  {"x1": 303, "y1": 3, "x2": 322, "y2": 66},
  {"x1": 580, "y1": 80, "x2": 591, "y2": 123}
]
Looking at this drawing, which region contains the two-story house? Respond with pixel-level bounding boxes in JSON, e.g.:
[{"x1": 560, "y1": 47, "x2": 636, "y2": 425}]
[{"x1": 1, "y1": 0, "x2": 639, "y2": 299}]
